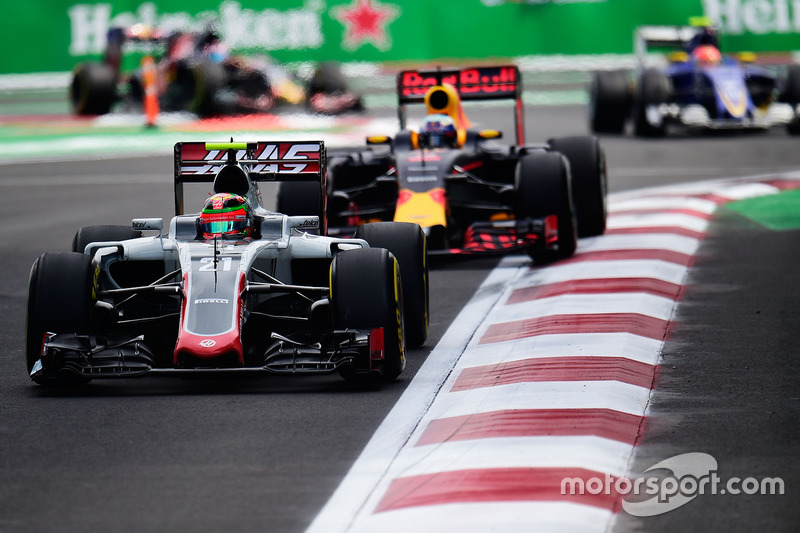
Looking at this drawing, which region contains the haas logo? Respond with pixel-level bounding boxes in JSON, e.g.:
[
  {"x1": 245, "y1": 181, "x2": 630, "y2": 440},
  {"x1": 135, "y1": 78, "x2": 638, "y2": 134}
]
[{"x1": 199, "y1": 339, "x2": 216, "y2": 348}]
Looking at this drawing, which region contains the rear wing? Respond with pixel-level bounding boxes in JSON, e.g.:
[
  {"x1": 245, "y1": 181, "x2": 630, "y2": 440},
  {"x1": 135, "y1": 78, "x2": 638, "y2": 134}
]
[
  {"x1": 396, "y1": 65, "x2": 525, "y2": 145},
  {"x1": 173, "y1": 140, "x2": 326, "y2": 218},
  {"x1": 634, "y1": 26, "x2": 701, "y2": 64}
]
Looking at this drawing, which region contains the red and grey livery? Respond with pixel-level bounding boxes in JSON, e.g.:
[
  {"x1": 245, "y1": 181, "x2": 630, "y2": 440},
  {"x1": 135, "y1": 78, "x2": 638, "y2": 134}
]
[{"x1": 25, "y1": 140, "x2": 429, "y2": 385}]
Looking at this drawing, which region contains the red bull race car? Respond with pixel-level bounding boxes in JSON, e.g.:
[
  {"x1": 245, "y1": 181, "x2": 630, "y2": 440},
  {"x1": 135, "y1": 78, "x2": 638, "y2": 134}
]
[
  {"x1": 590, "y1": 20, "x2": 800, "y2": 136},
  {"x1": 25, "y1": 141, "x2": 428, "y2": 386},
  {"x1": 277, "y1": 65, "x2": 607, "y2": 262}
]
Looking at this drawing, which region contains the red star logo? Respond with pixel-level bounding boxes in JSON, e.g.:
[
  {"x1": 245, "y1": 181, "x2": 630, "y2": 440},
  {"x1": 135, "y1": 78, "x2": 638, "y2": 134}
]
[{"x1": 332, "y1": 0, "x2": 400, "y2": 51}]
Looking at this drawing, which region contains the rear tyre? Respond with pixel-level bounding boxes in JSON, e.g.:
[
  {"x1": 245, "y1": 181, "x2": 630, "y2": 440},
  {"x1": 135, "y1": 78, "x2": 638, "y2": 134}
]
[
  {"x1": 25, "y1": 252, "x2": 94, "y2": 383},
  {"x1": 354, "y1": 222, "x2": 429, "y2": 348},
  {"x1": 589, "y1": 70, "x2": 631, "y2": 134},
  {"x1": 276, "y1": 181, "x2": 324, "y2": 234},
  {"x1": 70, "y1": 62, "x2": 116, "y2": 116},
  {"x1": 331, "y1": 248, "x2": 405, "y2": 381},
  {"x1": 547, "y1": 136, "x2": 607, "y2": 237},
  {"x1": 308, "y1": 62, "x2": 349, "y2": 95},
  {"x1": 633, "y1": 68, "x2": 671, "y2": 137},
  {"x1": 72, "y1": 225, "x2": 142, "y2": 254},
  {"x1": 515, "y1": 153, "x2": 577, "y2": 264},
  {"x1": 190, "y1": 61, "x2": 227, "y2": 117}
]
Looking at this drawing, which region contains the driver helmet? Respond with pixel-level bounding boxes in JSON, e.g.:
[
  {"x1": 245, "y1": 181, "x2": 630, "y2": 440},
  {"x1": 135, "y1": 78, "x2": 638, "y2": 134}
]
[
  {"x1": 693, "y1": 45, "x2": 722, "y2": 66},
  {"x1": 421, "y1": 114, "x2": 457, "y2": 148},
  {"x1": 199, "y1": 192, "x2": 253, "y2": 239}
]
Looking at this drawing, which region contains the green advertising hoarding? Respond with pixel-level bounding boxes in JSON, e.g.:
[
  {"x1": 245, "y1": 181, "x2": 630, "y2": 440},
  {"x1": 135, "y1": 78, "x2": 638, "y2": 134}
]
[{"x1": 3, "y1": 0, "x2": 800, "y2": 75}]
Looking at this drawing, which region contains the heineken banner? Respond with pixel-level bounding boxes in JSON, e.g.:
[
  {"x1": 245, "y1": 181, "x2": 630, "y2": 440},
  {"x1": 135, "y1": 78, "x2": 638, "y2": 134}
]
[{"x1": 4, "y1": 0, "x2": 800, "y2": 74}]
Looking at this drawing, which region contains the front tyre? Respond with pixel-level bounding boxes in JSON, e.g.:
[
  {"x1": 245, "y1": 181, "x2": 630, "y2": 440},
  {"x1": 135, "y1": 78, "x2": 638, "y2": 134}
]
[
  {"x1": 354, "y1": 222, "x2": 429, "y2": 348},
  {"x1": 515, "y1": 153, "x2": 577, "y2": 264},
  {"x1": 633, "y1": 68, "x2": 671, "y2": 137},
  {"x1": 72, "y1": 225, "x2": 142, "y2": 254},
  {"x1": 782, "y1": 65, "x2": 800, "y2": 135},
  {"x1": 25, "y1": 252, "x2": 94, "y2": 383},
  {"x1": 331, "y1": 248, "x2": 405, "y2": 381}
]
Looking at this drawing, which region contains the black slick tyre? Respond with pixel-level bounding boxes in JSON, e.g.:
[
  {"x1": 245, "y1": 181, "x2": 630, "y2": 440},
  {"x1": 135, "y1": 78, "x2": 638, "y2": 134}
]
[
  {"x1": 276, "y1": 181, "x2": 324, "y2": 234},
  {"x1": 331, "y1": 248, "x2": 405, "y2": 381},
  {"x1": 72, "y1": 225, "x2": 142, "y2": 253},
  {"x1": 547, "y1": 136, "x2": 607, "y2": 237},
  {"x1": 354, "y1": 222, "x2": 429, "y2": 348},
  {"x1": 25, "y1": 252, "x2": 94, "y2": 382},
  {"x1": 782, "y1": 65, "x2": 800, "y2": 135},
  {"x1": 70, "y1": 62, "x2": 116, "y2": 116},
  {"x1": 515, "y1": 152, "x2": 577, "y2": 264},
  {"x1": 589, "y1": 70, "x2": 630, "y2": 134},
  {"x1": 633, "y1": 68, "x2": 671, "y2": 137}
]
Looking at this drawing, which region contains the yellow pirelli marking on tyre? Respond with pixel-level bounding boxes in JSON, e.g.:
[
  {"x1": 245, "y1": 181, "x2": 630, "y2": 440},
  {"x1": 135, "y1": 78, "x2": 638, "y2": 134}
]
[
  {"x1": 393, "y1": 259, "x2": 404, "y2": 362},
  {"x1": 91, "y1": 263, "x2": 100, "y2": 300},
  {"x1": 423, "y1": 237, "x2": 429, "y2": 335}
]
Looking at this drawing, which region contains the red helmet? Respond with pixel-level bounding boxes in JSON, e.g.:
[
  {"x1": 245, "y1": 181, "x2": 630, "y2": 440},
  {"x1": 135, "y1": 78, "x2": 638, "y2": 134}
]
[
  {"x1": 199, "y1": 192, "x2": 253, "y2": 239},
  {"x1": 693, "y1": 45, "x2": 722, "y2": 66}
]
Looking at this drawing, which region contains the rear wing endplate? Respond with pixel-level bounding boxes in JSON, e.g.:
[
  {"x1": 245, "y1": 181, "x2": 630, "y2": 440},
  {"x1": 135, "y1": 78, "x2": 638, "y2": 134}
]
[
  {"x1": 396, "y1": 65, "x2": 525, "y2": 145},
  {"x1": 173, "y1": 141, "x2": 326, "y2": 217}
]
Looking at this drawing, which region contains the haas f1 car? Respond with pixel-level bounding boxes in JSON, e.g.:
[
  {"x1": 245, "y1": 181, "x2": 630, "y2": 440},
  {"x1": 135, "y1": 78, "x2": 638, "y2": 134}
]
[
  {"x1": 70, "y1": 26, "x2": 363, "y2": 117},
  {"x1": 590, "y1": 22, "x2": 800, "y2": 136},
  {"x1": 278, "y1": 65, "x2": 607, "y2": 262},
  {"x1": 26, "y1": 141, "x2": 428, "y2": 386}
]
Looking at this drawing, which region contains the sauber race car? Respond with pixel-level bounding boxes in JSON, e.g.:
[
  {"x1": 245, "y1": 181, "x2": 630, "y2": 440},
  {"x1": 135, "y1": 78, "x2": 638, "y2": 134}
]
[
  {"x1": 70, "y1": 26, "x2": 363, "y2": 118},
  {"x1": 277, "y1": 65, "x2": 607, "y2": 263},
  {"x1": 25, "y1": 141, "x2": 428, "y2": 386},
  {"x1": 590, "y1": 20, "x2": 800, "y2": 136}
]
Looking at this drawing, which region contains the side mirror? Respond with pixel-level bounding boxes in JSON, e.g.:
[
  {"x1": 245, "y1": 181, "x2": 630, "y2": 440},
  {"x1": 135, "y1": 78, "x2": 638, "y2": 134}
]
[
  {"x1": 132, "y1": 218, "x2": 163, "y2": 232},
  {"x1": 366, "y1": 135, "x2": 393, "y2": 146},
  {"x1": 478, "y1": 129, "x2": 502, "y2": 140}
]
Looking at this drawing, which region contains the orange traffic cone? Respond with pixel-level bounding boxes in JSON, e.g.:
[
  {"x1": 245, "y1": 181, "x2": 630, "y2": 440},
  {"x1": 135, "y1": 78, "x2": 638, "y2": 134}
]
[{"x1": 141, "y1": 55, "x2": 159, "y2": 128}]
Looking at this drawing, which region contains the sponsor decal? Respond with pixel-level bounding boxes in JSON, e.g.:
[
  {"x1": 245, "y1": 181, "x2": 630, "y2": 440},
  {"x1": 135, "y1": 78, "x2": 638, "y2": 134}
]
[
  {"x1": 714, "y1": 76, "x2": 748, "y2": 118},
  {"x1": 199, "y1": 339, "x2": 216, "y2": 347},
  {"x1": 181, "y1": 142, "x2": 321, "y2": 175},
  {"x1": 68, "y1": 1, "x2": 324, "y2": 56},
  {"x1": 560, "y1": 452, "x2": 785, "y2": 517},
  {"x1": 399, "y1": 66, "x2": 518, "y2": 98},
  {"x1": 704, "y1": 0, "x2": 800, "y2": 35},
  {"x1": 331, "y1": 0, "x2": 400, "y2": 51},
  {"x1": 298, "y1": 219, "x2": 319, "y2": 228},
  {"x1": 194, "y1": 298, "x2": 230, "y2": 304},
  {"x1": 407, "y1": 154, "x2": 442, "y2": 162}
]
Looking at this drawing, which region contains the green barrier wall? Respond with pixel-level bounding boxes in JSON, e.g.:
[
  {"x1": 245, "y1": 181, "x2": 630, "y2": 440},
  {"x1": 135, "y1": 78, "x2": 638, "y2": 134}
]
[{"x1": 4, "y1": 0, "x2": 800, "y2": 74}]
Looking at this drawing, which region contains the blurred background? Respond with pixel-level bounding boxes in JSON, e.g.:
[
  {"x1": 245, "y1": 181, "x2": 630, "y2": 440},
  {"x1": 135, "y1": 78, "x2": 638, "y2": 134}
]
[{"x1": 2, "y1": 0, "x2": 799, "y2": 162}]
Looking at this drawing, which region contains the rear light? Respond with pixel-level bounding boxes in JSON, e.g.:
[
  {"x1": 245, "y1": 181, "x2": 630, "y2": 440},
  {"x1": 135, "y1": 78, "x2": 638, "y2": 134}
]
[
  {"x1": 545, "y1": 215, "x2": 559, "y2": 244},
  {"x1": 370, "y1": 327, "x2": 385, "y2": 361}
]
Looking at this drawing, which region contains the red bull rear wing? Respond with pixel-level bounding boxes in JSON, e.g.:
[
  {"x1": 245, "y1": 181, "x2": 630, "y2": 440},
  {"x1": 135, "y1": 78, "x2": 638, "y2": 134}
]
[{"x1": 396, "y1": 65, "x2": 525, "y2": 144}]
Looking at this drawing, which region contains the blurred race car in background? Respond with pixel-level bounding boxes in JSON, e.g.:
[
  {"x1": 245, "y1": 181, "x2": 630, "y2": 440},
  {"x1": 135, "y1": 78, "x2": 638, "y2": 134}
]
[
  {"x1": 26, "y1": 140, "x2": 428, "y2": 385},
  {"x1": 70, "y1": 25, "x2": 364, "y2": 118},
  {"x1": 278, "y1": 64, "x2": 607, "y2": 264},
  {"x1": 590, "y1": 20, "x2": 800, "y2": 136}
]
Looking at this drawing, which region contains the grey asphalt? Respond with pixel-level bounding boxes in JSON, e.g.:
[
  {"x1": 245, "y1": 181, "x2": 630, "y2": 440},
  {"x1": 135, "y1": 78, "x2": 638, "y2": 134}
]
[
  {"x1": 613, "y1": 208, "x2": 800, "y2": 532},
  {"x1": 1, "y1": 100, "x2": 799, "y2": 532}
]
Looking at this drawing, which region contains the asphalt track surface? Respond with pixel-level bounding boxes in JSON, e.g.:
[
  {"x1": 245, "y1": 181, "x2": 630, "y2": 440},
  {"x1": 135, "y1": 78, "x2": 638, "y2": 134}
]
[{"x1": 0, "y1": 102, "x2": 799, "y2": 532}]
